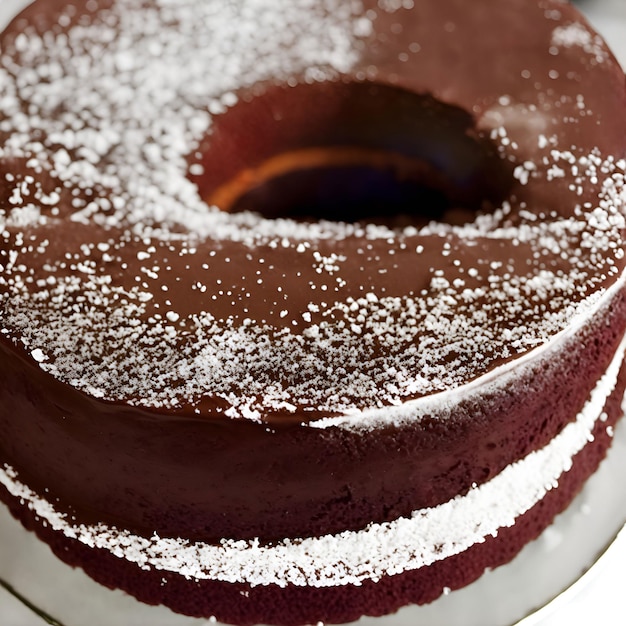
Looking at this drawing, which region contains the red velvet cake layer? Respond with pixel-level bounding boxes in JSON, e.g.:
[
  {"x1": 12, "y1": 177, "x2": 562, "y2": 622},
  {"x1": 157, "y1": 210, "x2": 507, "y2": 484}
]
[{"x1": 1, "y1": 360, "x2": 624, "y2": 626}]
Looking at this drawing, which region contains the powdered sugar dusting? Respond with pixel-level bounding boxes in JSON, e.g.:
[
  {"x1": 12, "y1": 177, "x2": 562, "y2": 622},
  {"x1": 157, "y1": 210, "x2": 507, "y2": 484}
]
[
  {"x1": 551, "y1": 22, "x2": 610, "y2": 64},
  {"x1": 0, "y1": 0, "x2": 625, "y2": 420},
  {"x1": 1, "y1": 330, "x2": 623, "y2": 587}
]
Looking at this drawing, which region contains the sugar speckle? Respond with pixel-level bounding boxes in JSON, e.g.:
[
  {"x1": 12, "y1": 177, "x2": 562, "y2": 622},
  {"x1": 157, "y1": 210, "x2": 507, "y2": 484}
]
[{"x1": 31, "y1": 348, "x2": 47, "y2": 363}]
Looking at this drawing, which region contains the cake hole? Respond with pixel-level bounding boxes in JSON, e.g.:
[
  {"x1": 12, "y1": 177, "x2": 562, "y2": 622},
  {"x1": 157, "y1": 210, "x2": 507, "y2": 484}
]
[
  {"x1": 190, "y1": 81, "x2": 513, "y2": 228},
  {"x1": 220, "y1": 151, "x2": 474, "y2": 228}
]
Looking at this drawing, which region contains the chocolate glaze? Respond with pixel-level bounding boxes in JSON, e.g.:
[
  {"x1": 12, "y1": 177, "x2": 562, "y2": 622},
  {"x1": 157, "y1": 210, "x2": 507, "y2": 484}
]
[
  {"x1": 0, "y1": 0, "x2": 626, "y2": 623},
  {"x1": 0, "y1": 0, "x2": 624, "y2": 414}
]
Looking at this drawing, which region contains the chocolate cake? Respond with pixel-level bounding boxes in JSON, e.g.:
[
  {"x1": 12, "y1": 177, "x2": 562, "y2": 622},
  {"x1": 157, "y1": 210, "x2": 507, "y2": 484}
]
[{"x1": 0, "y1": 0, "x2": 625, "y2": 624}]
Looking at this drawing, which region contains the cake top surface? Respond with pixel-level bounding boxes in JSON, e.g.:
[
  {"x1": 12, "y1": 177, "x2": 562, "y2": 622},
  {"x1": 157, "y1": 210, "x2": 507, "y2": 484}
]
[{"x1": 0, "y1": 0, "x2": 625, "y2": 424}]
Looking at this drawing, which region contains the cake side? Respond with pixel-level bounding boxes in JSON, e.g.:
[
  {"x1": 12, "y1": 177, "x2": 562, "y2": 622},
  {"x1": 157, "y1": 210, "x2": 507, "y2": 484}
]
[
  {"x1": 0, "y1": 279, "x2": 625, "y2": 546},
  {"x1": 1, "y1": 331, "x2": 625, "y2": 625}
]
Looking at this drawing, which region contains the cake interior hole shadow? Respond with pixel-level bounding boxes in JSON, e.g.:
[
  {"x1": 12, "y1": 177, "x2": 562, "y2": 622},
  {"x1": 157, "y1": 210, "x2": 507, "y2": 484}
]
[{"x1": 191, "y1": 81, "x2": 514, "y2": 228}]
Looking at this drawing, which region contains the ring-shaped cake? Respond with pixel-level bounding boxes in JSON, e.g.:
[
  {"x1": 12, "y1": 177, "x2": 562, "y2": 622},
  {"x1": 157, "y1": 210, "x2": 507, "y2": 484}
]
[{"x1": 1, "y1": 0, "x2": 626, "y2": 624}]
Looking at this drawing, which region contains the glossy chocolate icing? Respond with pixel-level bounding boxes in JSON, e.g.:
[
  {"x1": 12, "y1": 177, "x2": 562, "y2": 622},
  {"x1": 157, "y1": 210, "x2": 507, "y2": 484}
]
[
  {"x1": 0, "y1": 0, "x2": 624, "y2": 418},
  {"x1": 0, "y1": 0, "x2": 625, "y2": 623}
]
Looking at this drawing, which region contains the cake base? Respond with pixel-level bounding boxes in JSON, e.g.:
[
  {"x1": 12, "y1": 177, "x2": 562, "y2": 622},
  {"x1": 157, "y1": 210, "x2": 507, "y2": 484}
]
[{"x1": 1, "y1": 412, "x2": 625, "y2": 626}]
